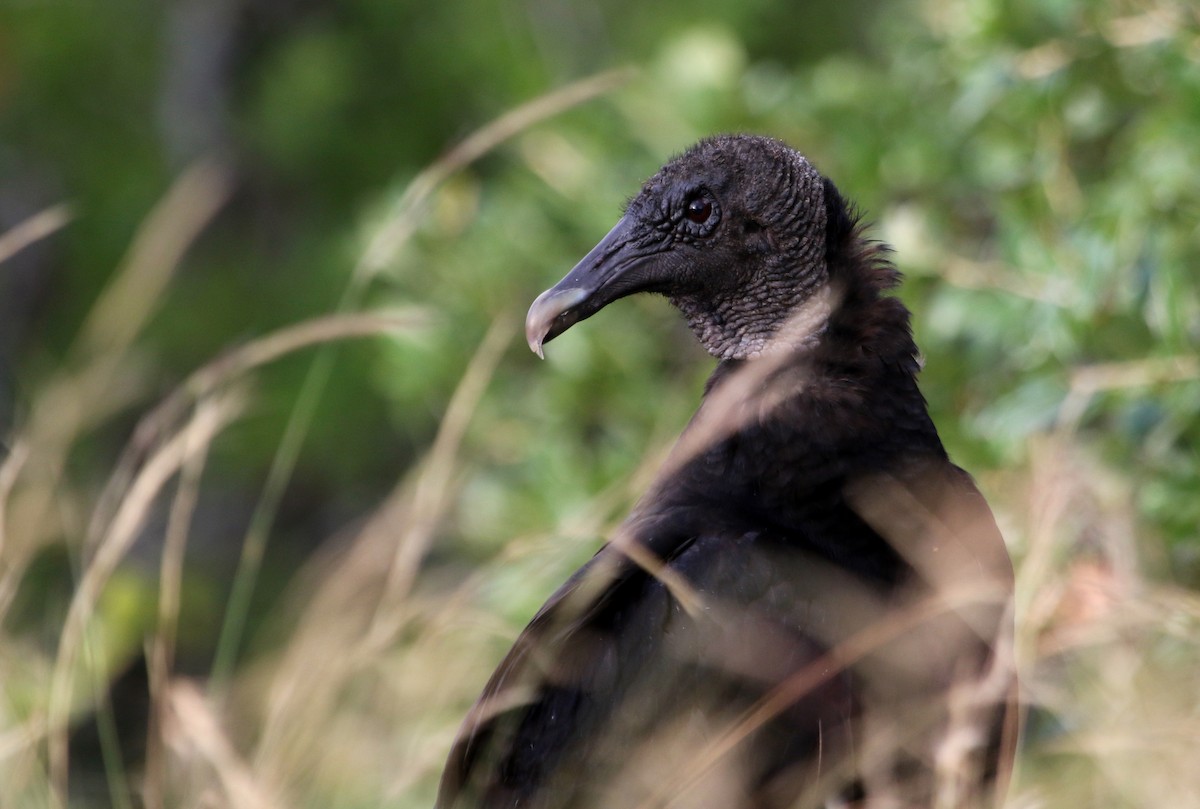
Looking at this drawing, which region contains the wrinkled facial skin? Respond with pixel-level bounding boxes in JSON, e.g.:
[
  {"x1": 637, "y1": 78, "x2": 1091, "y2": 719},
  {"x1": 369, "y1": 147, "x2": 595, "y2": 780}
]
[{"x1": 526, "y1": 136, "x2": 828, "y2": 360}]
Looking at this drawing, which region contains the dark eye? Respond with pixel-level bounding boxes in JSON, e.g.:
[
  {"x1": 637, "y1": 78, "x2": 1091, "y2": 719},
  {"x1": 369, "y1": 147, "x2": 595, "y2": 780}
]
[{"x1": 685, "y1": 197, "x2": 713, "y2": 224}]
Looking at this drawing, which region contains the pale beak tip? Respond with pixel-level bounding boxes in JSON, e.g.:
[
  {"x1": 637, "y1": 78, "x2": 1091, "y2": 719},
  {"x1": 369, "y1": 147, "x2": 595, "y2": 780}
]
[
  {"x1": 525, "y1": 311, "x2": 549, "y2": 359},
  {"x1": 525, "y1": 286, "x2": 589, "y2": 361}
]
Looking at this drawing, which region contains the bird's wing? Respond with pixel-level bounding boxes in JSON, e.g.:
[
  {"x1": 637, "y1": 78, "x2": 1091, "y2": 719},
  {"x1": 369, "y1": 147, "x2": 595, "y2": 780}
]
[
  {"x1": 841, "y1": 460, "x2": 1018, "y2": 804},
  {"x1": 437, "y1": 464, "x2": 1015, "y2": 809},
  {"x1": 436, "y1": 529, "x2": 865, "y2": 809}
]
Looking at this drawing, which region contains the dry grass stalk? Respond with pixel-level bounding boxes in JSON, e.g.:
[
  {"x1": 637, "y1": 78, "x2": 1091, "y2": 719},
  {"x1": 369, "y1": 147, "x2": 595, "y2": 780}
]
[
  {"x1": 0, "y1": 438, "x2": 30, "y2": 561},
  {"x1": 210, "y1": 68, "x2": 632, "y2": 687},
  {"x1": 355, "y1": 68, "x2": 634, "y2": 282},
  {"x1": 164, "y1": 681, "x2": 285, "y2": 809},
  {"x1": 623, "y1": 581, "x2": 1013, "y2": 809},
  {"x1": 142, "y1": 396, "x2": 224, "y2": 809},
  {"x1": 74, "y1": 162, "x2": 231, "y2": 364},
  {"x1": 1058, "y1": 354, "x2": 1200, "y2": 430},
  {"x1": 247, "y1": 316, "x2": 513, "y2": 788},
  {"x1": 46, "y1": 390, "x2": 246, "y2": 805},
  {"x1": 0, "y1": 164, "x2": 230, "y2": 629},
  {"x1": 0, "y1": 203, "x2": 73, "y2": 266}
]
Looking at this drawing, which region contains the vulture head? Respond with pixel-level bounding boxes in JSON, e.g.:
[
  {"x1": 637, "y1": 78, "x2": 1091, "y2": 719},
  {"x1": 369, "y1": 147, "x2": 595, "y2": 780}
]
[{"x1": 526, "y1": 135, "x2": 845, "y2": 361}]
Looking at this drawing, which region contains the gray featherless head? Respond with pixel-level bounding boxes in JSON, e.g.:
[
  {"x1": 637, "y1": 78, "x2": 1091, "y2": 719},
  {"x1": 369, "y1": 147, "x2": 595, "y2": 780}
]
[
  {"x1": 526, "y1": 135, "x2": 834, "y2": 361},
  {"x1": 641, "y1": 136, "x2": 830, "y2": 359}
]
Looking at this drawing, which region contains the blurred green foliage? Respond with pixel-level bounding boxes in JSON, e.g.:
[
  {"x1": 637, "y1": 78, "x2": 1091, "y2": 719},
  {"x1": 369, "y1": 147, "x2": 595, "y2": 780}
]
[{"x1": 1, "y1": 0, "x2": 1198, "y2": 806}]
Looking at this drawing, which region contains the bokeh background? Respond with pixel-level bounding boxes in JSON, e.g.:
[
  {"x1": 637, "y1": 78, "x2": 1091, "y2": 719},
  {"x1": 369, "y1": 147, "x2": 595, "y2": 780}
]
[{"x1": 1, "y1": 0, "x2": 1198, "y2": 806}]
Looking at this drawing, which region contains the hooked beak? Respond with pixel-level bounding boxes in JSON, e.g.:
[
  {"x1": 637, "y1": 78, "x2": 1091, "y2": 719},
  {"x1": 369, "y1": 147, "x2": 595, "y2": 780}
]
[{"x1": 525, "y1": 215, "x2": 651, "y2": 358}]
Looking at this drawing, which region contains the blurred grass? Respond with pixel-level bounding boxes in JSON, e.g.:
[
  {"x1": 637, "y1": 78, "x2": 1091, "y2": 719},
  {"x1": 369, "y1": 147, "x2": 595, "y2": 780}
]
[{"x1": 1, "y1": 0, "x2": 1198, "y2": 806}]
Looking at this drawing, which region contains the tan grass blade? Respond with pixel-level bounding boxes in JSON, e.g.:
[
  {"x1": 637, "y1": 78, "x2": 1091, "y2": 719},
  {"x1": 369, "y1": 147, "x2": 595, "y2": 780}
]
[
  {"x1": 74, "y1": 162, "x2": 230, "y2": 362},
  {"x1": 86, "y1": 308, "x2": 429, "y2": 558},
  {"x1": 356, "y1": 68, "x2": 634, "y2": 282},
  {"x1": 142, "y1": 396, "x2": 223, "y2": 809},
  {"x1": 248, "y1": 316, "x2": 514, "y2": 779},
  {"x1": 164, "y1": 681, "x2": 285, "y2": 809},
  {"x1": 46, "y1": 390, "x2": 246, "y2": 805},
  {"x1": 211, "y1": 68, "x2": 632, "y2": 686},
  {"x1": 631, "y1": 582, "x2": 1013, "y2": 809},
  {"x1": 365, "y1": 313, "x2": 516, "y2": 642},
  {"x1": 0, "y1": 204, "x2": 73, "y2": 266},
  {"x1": 0, "y1": 163, "x2": 229, "y2": 626}
]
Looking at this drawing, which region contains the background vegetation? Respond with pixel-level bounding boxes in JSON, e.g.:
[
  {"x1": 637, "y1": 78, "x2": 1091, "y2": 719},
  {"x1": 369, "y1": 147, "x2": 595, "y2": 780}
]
[{"x1": 0, "y1": 0, "x2": 1197, "y2": 806}]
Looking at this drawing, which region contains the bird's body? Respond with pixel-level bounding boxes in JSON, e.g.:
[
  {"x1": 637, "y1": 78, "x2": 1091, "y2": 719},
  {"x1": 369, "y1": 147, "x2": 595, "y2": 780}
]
[{"x1": 437, "y1": 136, "x2": 1016, "y2": 809}]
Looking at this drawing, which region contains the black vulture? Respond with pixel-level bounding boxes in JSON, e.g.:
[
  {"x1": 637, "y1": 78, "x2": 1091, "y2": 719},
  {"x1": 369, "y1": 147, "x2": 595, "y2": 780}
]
[{"x1": 437, "y1": 135, "x2": 1016, "y2": 809}]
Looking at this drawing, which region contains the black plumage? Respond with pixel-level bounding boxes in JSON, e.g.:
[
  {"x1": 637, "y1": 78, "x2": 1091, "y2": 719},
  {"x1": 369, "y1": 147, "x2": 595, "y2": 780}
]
[{"x1": 437, "y1": 135, "x2": 1016, "y2": 809}]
